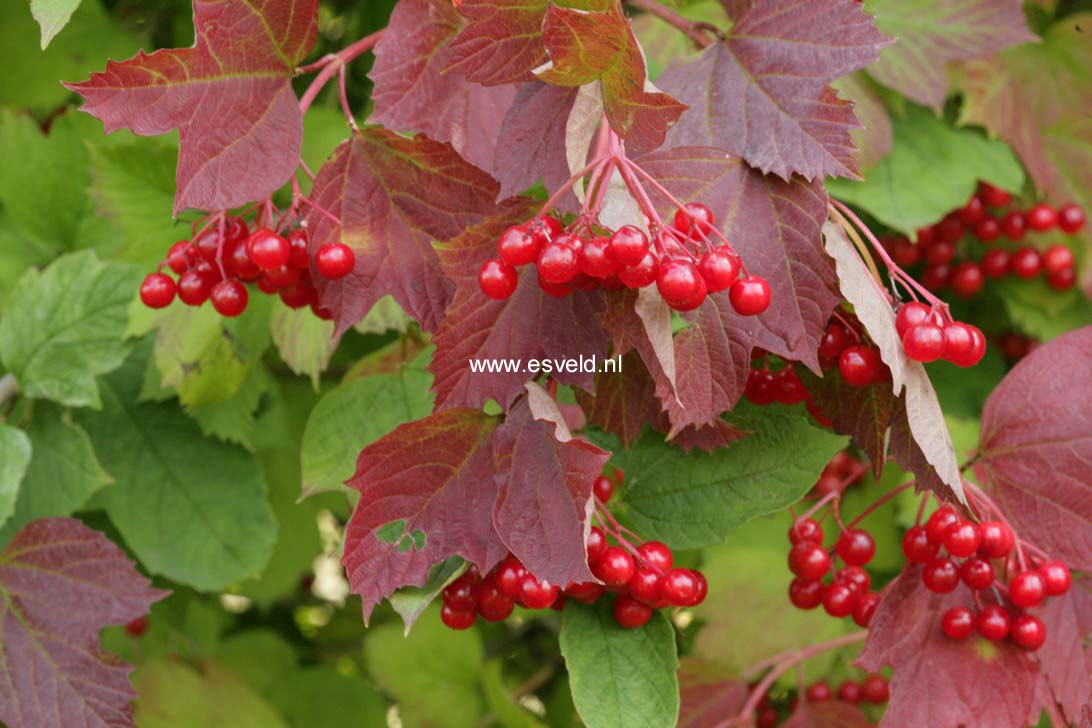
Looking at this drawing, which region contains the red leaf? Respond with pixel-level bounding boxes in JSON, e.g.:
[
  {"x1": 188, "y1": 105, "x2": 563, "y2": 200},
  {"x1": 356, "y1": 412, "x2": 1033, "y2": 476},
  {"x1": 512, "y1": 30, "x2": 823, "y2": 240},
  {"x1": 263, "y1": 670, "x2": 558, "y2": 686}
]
[
  {"x1": 368, "y1": 0, "x2": 517, "y2": 171},
  {"x1": 857, "y1": 566, "x2": 1039, "y2": 728},
  {"x1": 305, "y1": 128, "x2": 504, "y2": 335},
  {"x1": 575, "y1": 352, "x2": 662, "y2": 448},
  {"x1": 430, "y1": 203, "x2": 609, "y2": 411},
  {"x1": 798, "y1": 371, "x2": 895, "y2": 477},
  {"x1": 978, "y1": 326, "x2": 1092, "y2": 570},
  {"x1": 0, "y1": 518, "x2": 168, "y2": 728},
  {"x1": 1033, "y1": 578, "x2": 1092, "y2": 723},
  {"x1": 677, "y1": 658, "x2": 748, "y2": 727},
  {"x1": 66, "y1": 0, "x2": 318, "y2": 214},
  {"x1": 493, "y1": 83, "x2": 581, "y2": 207},
  {"x1": 657, "y1": 0, "x2": 889, "y2": 181},
  {"x1": 783, "y1": 701, "x2": 874, "y2": 728},
  {"x1": 444, "y1": 0, "x2": 551, "y2": 85}
]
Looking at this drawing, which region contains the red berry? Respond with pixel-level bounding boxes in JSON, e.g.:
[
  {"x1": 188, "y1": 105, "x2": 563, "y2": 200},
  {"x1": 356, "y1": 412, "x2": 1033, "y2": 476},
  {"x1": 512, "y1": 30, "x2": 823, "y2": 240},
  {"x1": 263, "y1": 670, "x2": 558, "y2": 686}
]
[
  {"x1": 479, "y1": 259, "x2": 519, "y2": 299},
  {"x1": 1038, "y1": 560, "x2": 1071, "y2": 596},
  {"x1": 662, "y1": 568, "x2": 700, "y2": 606},
  {"x1": 311, "y1": 303, "x2": 334, "y2": 321},
  {"x1": 193, "y1": 228, "x2": 220, "y2": 262},
  {"x1": 586, "y1": 527, "x2": 608, "y2": 564},
  {"x1": 895, "y1": 302, "x2": 932, "y2": 338},
  {"x1": 689, "y1": 571, "x2": 708, "y2": 606},
  {"x1": 958, "y1": 196, "x2": 986, "y2": 226},
  {"x1": 610, "y1": 226, "x2": 650, "y2": 266},
  {"x1": 442, "y1": 575, "x2": 480, "y2": 611},
  {"x1": 657, "y1": 259, "x2": 707, "y2": 311},
  {"x1": 1011, "y1": 614, "x2": 1047, "y2": 650},
  {"x1": 211, "y1": 280, "x2": 248, "y2": 317},
  {"x1": 861, "y1": 675, "x2": 889, "y2": 704},
  {"x1": 1009, "y1": 571, "x2": 1046, "y2": 609},
  {"x1": 916, "y1": 226, "x2": 937, "y2": 246},
  {"x1": 853, "y1": 592, "x2": 880, "y2": 628},
  {"x1": 616, "y1": 251, "x2": 659, "y2": 289},
  {"x1": 936, "y1": 216, "x2": 965, "y2": 245},
  {"x1": 246, "y1": 229, "x2": 290, "y2": 271},
  {"x1": 818, "y1": 322, "x2": 849, "y2": 365},
  {"x1": 498, "y1": 226, "x2": 539, "y2": 267},
  {"x1": 822, "y1": 582, "x2": 857, "y2": 617},
  {"x1": 950, "y1": 262, "x2": 984, "y2": 298},
  {"x1": 1057, "y1": 203, "x2": 1086, "y2": 234},
  {"x1": 789, "y1": 518, "x2": 823, "y2": 546},
  {"x1": 974, "y1": 219, "x2": 1002, "y2": 246},
  {"x1": 925, "y1": 507, "x2": 960, "y2": 544},
  {"x1": 527, "y1": 216, "x2": 563, "y2": 247},
  {"x1": 925, "y1": 239, "x2": 956, "y2": 265},
  {"x1": 441, "y1": 604, "x2": 476, "y2": 630},
  {"x1": 628, "y1": 567, "x2": 663, "y2": 605},
  {"x1": 124, "y1": 616, "x2": 149, "y2": 638},
  {"x1": 942, "y1": 607, "x2": 975, "y2": 640},
  {"x1": 315, "y1": 242, "x2": 355, "y2": 279},
  {"x1": 789, "y1": 578, "x2": 823, "y2": 610},
  {"x1": 287, "y1": 229, "x2": 310, "y2": 269},
  {"x1": 978, "y1": 182, "x2": 1012, "y2": 208},
  {"x1": 674, "y1": 203, "x2": 715, "y2": 237},
  {"x1": 521, "y1": 575, "x2": 561, "y2": 609},
  {"x1": 476, "y1": 580, "x2": 515, "y2": 621},
  {"x1": 537, "y1": 241, "x2": 580, "y2": 284},
  {"x1": 835, "y1": 529, "x2": 875, "y2": 566},
  {"x1": 140, "y1": 273, "x2": 176, "y2": 309},
  {"x1": 1042, "y1": 245, "x2": 1075, "y2": 275},
  {"x1": 279, "y1": 282, "x2": 316, "y2": 309},
  {"x1": 976, "y1": 605, "x2": 1012, "y2": 641},
  {"x1": 177, "y1": 270, "x2": 212, "y2": 306},
  {"x1": 903, "y1": 322, "x2": 946, "y2": 363},
  {"x1": 613, "y1": 595, "x2": 653, "y2": 628},
  {"x1": 698, "y1": 248, "x2": 741, "y2": 292},
  {"x1": 593, "y1": 475, "x2": 614, "y2": 503},
  {"x1": 838, "y1": 345, "x2": 881, "y2": 388},
  {"x1": 166, "y1": 241, "x2": 191, "y2": 274},
  {"x1": 806, "y1": 682, "x2": 832, "y2": 702},
  {"x1": 593, "y1": 547, "x2": 635, "y2": 588},
  {"x1": 960, "y1": 557, "x2": 995, "y2": 590},
  {"x1": 835, "y1": 565, "x2": 871, "y2": 595},
  {"x1": 565, "y1": 581, "x2": 606, "y2": 604},
  {"x1": 1046, "y1": 266, "x2": 1076, "y2": 290},
  {"x1": 1025, "y1": 203, "x2": 1057, "y2": 231},
  {"x1": 225, "y1": 239, "x2": 261, "y2": 281},
  {"x1": 1001, "y1": 211, "x2": 1027, "y2": 240},
  {"x1": 789, "y1": 542, "x2": 831, "y2": 580},
  {"x1": 728, "y1": 275, "x2": 771, "y2": 316},
  {"x1": 578, "y1": 236, "x2": 616, "y2": 278},
  {"x1": 890, "y1": 237, "x2": 922, "y2": 267},
  {"x1": 495, "y1": 557, "x2": 527, "y2": 600},
  {"x1": 921, "y1": 263, "x2": 951, "y2": 291},
  {"x1": 981, "y1": 248, "x2": 1011, "y2": 279},
  {"x1": 1009, "y1": 247, "x2": 1042, "y2": 279},
  {"x1": 902, "y1": 526, "x2": 939, "y2": 564},
  {"x1": 637, "y1": 541, "x2": 673, "y2": 572},
  {"x1": 837, "y1": 681, "x2": 862, "y2": 704},
  {"x1": 757, "y1": 708, "x2": 779, "y2": 728},
  {"x1": 977, "y1": 521, "x2": 1015, "y2": 558},
  {"x1": 264, "y1": 265, "x2": 301, "y2": 289},
  {"x1": 922, "y1": 558, "x2": 960, "y2": 593},
  {"x1": 942, "y1": 522, "x2": 981, "y2": 558}
]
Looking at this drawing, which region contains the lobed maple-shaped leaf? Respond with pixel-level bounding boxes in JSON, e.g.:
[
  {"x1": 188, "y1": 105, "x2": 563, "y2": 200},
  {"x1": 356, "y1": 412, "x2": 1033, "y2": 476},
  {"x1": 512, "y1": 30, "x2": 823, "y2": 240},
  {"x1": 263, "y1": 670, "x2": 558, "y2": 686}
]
[
  {"x1": 0, "y1": 518, "x2": 168, "y2": 728},
  {"x1": 657, "y1": 0, "x2": 890, "y2": 181},
  {"x1": 574, "y1": 352, "x2": 662, "y2": 449},
  {"x1": 368, "y1": 0, "x2": 517, "y2": 171},
  {"x1": 65, "y1": 0, "x2": 318, "y2": 213},
  {"x1": 858, "y1": 566, "x2": 1039, "y2": 728},
  {"x1": 305, "y1": 128, "x2": 505, "y2": 336},
  {"x1": 430, "y1": 202, "x2": 608, "y2": 411},
  {"x1": 798, "y1": 368, "x2": 895, "y2": 477},
  {"x1": 866, "y1": 0, "x2": 1034, "y2": 110},
  {"x1": 977, "y1": 325, "x2": 1092, "y2": 571},
  {"x1": 1032, "y1": 579, "x2": 1092, "y2": 723},
  {"x1": 536, "y1": 3, "x2": 686, "y2": 152},
  {"x1": 493, "y1": 82, "x2": 580, "y2": 207},
  {"x1": 831, "y1": 73, "x2": 893, "y2": 170}
]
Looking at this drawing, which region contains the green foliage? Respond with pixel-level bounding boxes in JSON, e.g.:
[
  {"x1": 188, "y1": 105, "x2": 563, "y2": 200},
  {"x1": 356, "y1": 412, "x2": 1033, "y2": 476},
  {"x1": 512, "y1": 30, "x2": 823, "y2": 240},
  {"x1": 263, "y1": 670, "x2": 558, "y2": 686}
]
[
  {"x1": 0, "y1": 424, "x2": 31, "y2": 528},
  {"x1": 133, "y1": 658, "x2": 288, "y2": 728}
]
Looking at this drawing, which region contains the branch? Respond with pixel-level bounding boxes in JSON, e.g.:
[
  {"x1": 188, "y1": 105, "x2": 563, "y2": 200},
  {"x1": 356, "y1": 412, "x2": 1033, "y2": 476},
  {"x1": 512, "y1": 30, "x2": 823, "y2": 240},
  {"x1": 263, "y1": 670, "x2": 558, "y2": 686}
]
[
  {"x1": 0, "y1": 373, "x2": 19, "y2": 410},
  {"x1": 625, "y1": 0, "x2": 721, "y2": 48}
]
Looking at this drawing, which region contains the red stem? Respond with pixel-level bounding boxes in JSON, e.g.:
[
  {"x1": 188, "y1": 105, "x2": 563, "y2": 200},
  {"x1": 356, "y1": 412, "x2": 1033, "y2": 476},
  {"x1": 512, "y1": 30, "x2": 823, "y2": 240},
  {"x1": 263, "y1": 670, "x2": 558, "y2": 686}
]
[
  {"x1": 297, "y1": 29, "x2": 385, "y2": 115},
  {"x1": 847, "y1": 480, "x2": 916, "y2": 530}
]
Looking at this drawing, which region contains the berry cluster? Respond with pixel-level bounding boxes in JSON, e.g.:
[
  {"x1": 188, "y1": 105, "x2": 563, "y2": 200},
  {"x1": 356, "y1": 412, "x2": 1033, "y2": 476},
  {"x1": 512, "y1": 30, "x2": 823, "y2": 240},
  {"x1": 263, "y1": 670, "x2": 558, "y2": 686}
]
[
  {"x1": 884, "y1": 184, "x2": 1084, "y2": 296},
  {"x1": 787, "y1": 518, "x2": 881, "y2": 629},
  {"x1": 138, "y1": 217, "x2": 355, "y2": 318},
  {"x1": 479, "y1": 204, "x2": 771, "y2": 314},
  {"x1": 812, "y1": 451, "x2": 867, "y2": 497},
  {"x1": 742, "y1": 354, "x2": 832, "y2": 427},
  {"x1": 816, "y1": 317, "x2": 889, "y2": 388},
  {"x1": 752, "y1": 673, "x2": 889, "y2": 728},
  {"x1": 906, "y1": 507, "x2": 1071, "y2": 651},
  {"x1": 895, "y1": 302, "x2": 986, "y2": 365}
]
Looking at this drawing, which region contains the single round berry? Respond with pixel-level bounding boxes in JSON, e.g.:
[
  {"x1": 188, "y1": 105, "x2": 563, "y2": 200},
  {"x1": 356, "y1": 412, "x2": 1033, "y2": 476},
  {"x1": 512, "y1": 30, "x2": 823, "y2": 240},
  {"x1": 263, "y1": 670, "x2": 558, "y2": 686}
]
[
  {"x1": 1025, "y1": 203, "x2": 1057, "y2": 231},
  {"x1": 925, "y1": 239, "x2": 956, "y2": 265},
  {"x1": 124, "y1": 616, "x2": 149, "y2": 638},
  {"x1": 1047, "y1": 266, "x2": 1077, "y2": 290},
  {"x1": 211, "y1": 280, "x2": 248, "y2": 317},
  {"x1": 789, "y1": 542, "x2": 831, "y2": 580},
  {"x1": 520, "y1": 575, "x2": 561, "y2": 609},
  {"x1": 527, "y1": 216, "x2": 563, "y2": 246},
  {"x1": 177, "y1": 270, "x2": 212, "y2": 306},
  {"x1": 610, "y1": 226, "x2": 650, "y2": 266},
  {"x1": 950, "y1": 262, "x2": 984, "y2": 298},
  {"x1": 977, "y1": 521, "x2": 1015, "y2": 558},
  {"x1": 479, "y1": 259, "x2": 519, "y2": 299},
  {"x1": 981, "y1": 248, "x2": 1011, "y2": 280},
  {"x1": 688, "y1": 571, "x2": 708, "y2": 606},
  {"x1": 476, "y1": 581, "x2": 515, "y2": 621},
  {"x1": 729, "y1": 275, "x2": 771, "y2": 316},
  {"x1": 960, "y1": 557, "x2": 995, "y2": 590},
  {"x1": 805, "y1": 682, "x2": 832, "y2": 703},
  {"x1": 226, "y1": 239, "x2": 261, "y2": 280},
  {"x1": 838, "y1": 345, "x2": 881, "y2": 388},
  {"x1": 922, "y1": 558, "x2": 960, "y2": 593},
  {"x1": 1009, "y1": 571, "x2": 1046, "y2": 609},
  {"x1": 903, "y1": 323, "x2": 946, "y2": 363},
  {"x1": 140, "y1": 273, "x2": 176, "y2": 309},
  {"x1": 921, "y1": 263, "x2": 951, "y2": 291},
  {"x1": 895, "y1": 302, "x2": 932, "y2": 338},
  {"x1": 1042, "y1": 245, "x2": 1075, "y2": 276},
  {"x1": 167, "y1": 241, "x2": 191, "y2": 274},
  {"x1": 578, "y1": 236, "x2": 616, "y2": 278},
  {"x1": 773, "y1": 369, "x2": 807, "y2": 405},
  {"x1": 837, "y1": 681, "x2": 862, "y2": 704},
  {"x1": 1057, "y1": 203, "x2": 1086, "y2": 234},
  {"x1": 835, "y1": 565, "x2": 871, "y2": 595},
  {"x1": 890, "y1": 237, "x2": 922, "y2": 267},
  {"x1": 976, "y1": 605, "x2": 1012, "y2": 641},
  {"x1": 973, "y1": 217, "x2": 1002, "y2": 243},
  {"x1": 902, "y1": 526, "x2": 940, "y2": 564},
  {"x1": 789, "y1": 518, "x2": 823, "y2": 546},
  {"x1": 698, "y1": 248, "x2": 741, "y2": 292},
  {"x1": 818, "y1": 322, "x2": 849, "y2": 365},
  {"x1": 441, "y1": 604, "x2": 476, "y2": 630},
  {"x1": 593, "y1": 547, "x2": 635, "y2": 588},
  {"x1": 617, "y1": 251, "x2": 659, "y2": 289},
  {"x1": 593, "y1": 475, "x2": 614, "y2": 503},
  {"x1": 661, "y1": 568, "x2": 700, "y2": 606},
  {"x1": 942, "y1": 322, "x2": 978, "y2": 367},
  {"x1": 958, "y1": 196, "x2": 986, "y2": 226},
  {"x1": 537, "y1": 240, "x2": 580, "y2": 284},
  {"x1": 1011, "y1": 614, "x2": 1047, "y2": 650},
  {"x1": 442, "y1": 574, "x2": 480, "y2": 611},
  {"x1": 628, "y1": 567, "x2": 663, "y2": 606},
  {"x1": 674, "y1": 203, "x2": 715, "y2": 237},
  {"x1": 657, "y1": 259, "x2": 708, "y2": 311},
  {"x1": 613, "y1": 595, "x2": 653, "y2": 628},
  {"x1": 821, "y1": 583, "x2": 857, "y2": 617},
  {"x1": 979, "y1": 182, "x2": 1012, "y2": 208},
  {"x1": 942, "y1": 521, "x2": 981, "y2": 558},
  {"x1": 264, "y1": 265, "x2": 301, "y2": 289},
  {"x1": 942, "y1": 607, "x2": 975, "y2": 640},
  {"x1": 279, "y1": 282, "x2": 316, "y2": 309},
  {"x1": 744, "y1": 369, "x2": 777, "y2": 405},
  {"x1": 193, "y1": 228, "x2": 220, "y2": 262},
  {"x1": 861, "y1": 676, "x2": 889, "y2": 704},
  {"x1": 586, "y1": 526, "x2": 608, "y2": 564},
  {"x1": 287, "y1": 229, "x2": 310, "y2": 269},
  {"x1": 495, "y1": 557, "x2": 527, "y2": 600},
  {"x1": 315, "y1": 242, "x2": 355, "y2": 280},
  {"x1": 1038, "y1": 560, "x2": 1072, "y2": 596},
  {"x1": 789, "y1": 578, "x2": 822, "y2": 610},
  {"x1": 925, "y1": 507, "x2": 960, "y2": 544},
  {"x1": 853, "y1": 592, "x2": 880, "y2": 628},
  {"x1": 498, "y1": 226, "x2": 539, "y2": 267},
  {"x1": 565, "y1": 581, "x2": 606, "y2": 604},
  {"x1": 836, "y1": 529, "x2": 876, "y2": 566},
  {"x1": 1009, "y1": 246, "x2": 1043, "y2": 279},
  {"x1": 246, "y1": 228, "x2": 291, "y2": 271},
  {"x1": 916, "y1": 226, "x2": 937, "y2": 246},
  {"x1": 1001, "y1": 211, "x2": 1027, "y2": 240},
  {"x1": 637, "y1": 541, "x2": 673, "y2": 572},
  {"x1": 937, "y1": 215, "x2": 965, "y2": 245}
]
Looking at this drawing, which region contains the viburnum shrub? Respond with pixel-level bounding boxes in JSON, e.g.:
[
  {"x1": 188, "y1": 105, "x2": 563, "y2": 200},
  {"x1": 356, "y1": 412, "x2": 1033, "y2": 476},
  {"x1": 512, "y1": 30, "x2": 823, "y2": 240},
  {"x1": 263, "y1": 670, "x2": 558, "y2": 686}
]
[{"x1": 0, "y1": 1, "x2": 1088, "y2": 727}]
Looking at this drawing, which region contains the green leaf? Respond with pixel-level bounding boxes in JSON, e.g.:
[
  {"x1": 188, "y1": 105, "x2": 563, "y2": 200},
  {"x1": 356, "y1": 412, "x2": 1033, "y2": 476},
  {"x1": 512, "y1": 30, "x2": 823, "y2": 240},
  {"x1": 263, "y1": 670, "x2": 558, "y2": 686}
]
[
  {"x1": 0, "y1": 425, "x2": 31, "y2": 529},
  {"x1": 189, "y1": 365, "x2": 274, "y2": 451},
  {"x1": 269, "y1": 668, "x2": 388, "y2": 728},
  {"x1": 364, "y1": 606, "x2": 485, "y2": 728},
  {"x1": 0, "y1": 251, "x2": 139, "y2": 408},
  {"x1": 995, "y1": 276, "x2": 1092, "y2": 342},
  {"x1": 388, "y1": 556, "x2": 466, "y2": 633},
  {"x1": 29, "y1": 0, "x2": 82, "y2": 48},
  {"x1": 270, "y1": 302, "x2": 336, "y2": 388},
  {"x1": 133, "y1": 659, "x2": 288, "y2": 728},
  {"x1": 0, "y1": 405, "x2": 110, "y2": 546},
  {"x1": 827, "y1": 105, "x2": 1024, "y2": 234},
  {"x1": 610, "y1": 405, "x2": 848, "y2": 548},
  {"x1": 300, "y1": 366, "x2": 434, "y2": 497},
  {"x1": 482, "y1": 660, "x2": 549, "y2": 728},
  {"x1": 215, "y1": 629, "x2": 298, "y2": 696},
  {"x1": 559, "y1": 600, "x2": 679, "y2": 728},
  {"x1": 354, "y1": 294, "x2": 414, "y2": 335},
  {"x1": 76, "y1": 348, "x2": 277, "y2": 591}
]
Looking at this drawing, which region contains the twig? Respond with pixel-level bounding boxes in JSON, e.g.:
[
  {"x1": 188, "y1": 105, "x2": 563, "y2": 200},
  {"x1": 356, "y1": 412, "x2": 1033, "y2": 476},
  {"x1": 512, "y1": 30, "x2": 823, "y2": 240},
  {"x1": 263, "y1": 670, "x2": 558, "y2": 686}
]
[
  {"x1": 0, "y1": 374, "x2": 18, "y2": 410},
  {"x1": 625, "y1": 0, "x2": 721, "y2": 48}
]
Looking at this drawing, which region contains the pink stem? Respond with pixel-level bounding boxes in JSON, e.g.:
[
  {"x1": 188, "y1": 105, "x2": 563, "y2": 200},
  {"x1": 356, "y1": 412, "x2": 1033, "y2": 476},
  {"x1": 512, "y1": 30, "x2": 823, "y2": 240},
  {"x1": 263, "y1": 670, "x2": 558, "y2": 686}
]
[
  {"x1": 962, "y1": 480, "x2": 1028, "y2": 571},
  {"x1": 538, "y1": 155, "x2": 611, "y2": 218},
  {"x1": 847, "y1": 481, "x2": 916, "y2": 530},
  {"x1": 297, "y1": 29, "x2": 385, "y2": 115},
  {"x1": 338, "y1": 64, "x2": 358, "y2": 130}
]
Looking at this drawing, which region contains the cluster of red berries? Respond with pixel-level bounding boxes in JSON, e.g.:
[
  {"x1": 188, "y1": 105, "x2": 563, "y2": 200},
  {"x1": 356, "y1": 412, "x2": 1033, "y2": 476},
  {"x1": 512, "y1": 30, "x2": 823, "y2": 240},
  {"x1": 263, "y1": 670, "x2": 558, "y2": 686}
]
[
  {"x1": 812, "y1": 451, "x2": 867, "y2": 497},
  {"x1": 138, "y1": 218, "x2": 356, "y2": 318},
  {"x1": 478, "y1": 204, "x2": 771, "y2": 314},
  {"x1": 895, "y1": 302, "x2": 986, "y2": 366},
  {"x1": 817, "y1": 318, "x2": 888, "y2": 388},
  {"x1": 742, "y1": 356, "x2": 831, "y2": 427},
  {"x1": 903, "y1": 506, "x2": 1071, "y2": 651},
  {"x1": 752, "y1": 674, "x2": 889, "y2": 728},
  {"x1": 884, "y1": 183, "x2": 1084, "y2": 296},
  {"x1": 787, "y1": 518, "x2": 881, "y2": 629}
]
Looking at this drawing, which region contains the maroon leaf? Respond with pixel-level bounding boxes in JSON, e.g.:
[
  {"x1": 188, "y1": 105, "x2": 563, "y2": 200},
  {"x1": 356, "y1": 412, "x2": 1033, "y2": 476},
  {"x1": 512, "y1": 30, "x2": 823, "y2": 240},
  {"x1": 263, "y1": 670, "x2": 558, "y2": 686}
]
[
  {"x1": 305, "y1": 128, "x2": 504, "y2": 335},
  {"x1": 575, "y1": 352, "x2": 662, "y2": 449},
  {"x1": 798, "y1": 370, "x2": 895, "y2": 476},
  {"x1": 430, "y1": 202, "x2": 609, "y2": 411},
  {"x1": 493, "y1": 83, "x2": 581, "y2": 207},
  {"x1": 677, "y1": 658, "x2": 748, "y2": 728},
  {"x1": 717, "y1": 0, "x2": 754, "y2": 20},
  {"x1": 493, "y1": 385, "x2": 610, "y2": 587},
  {"x1": 657, "y1": 0, "x2": 889, "y2": 181},
  {"x1": 0, "y1": 518, "x2": 168, "y2": 728},
  {"x1": 368, "y1": 0, "x2": 518, "y2": 171},
  {"x1": 342, "y1": 408, "x2": 506, "y2": 624},
  {"x1": 445, "y1": 0, "x2": 554, "y2": 85},
  {"x1": 66, "y1": 0, "x2": 318, "y2": 213},
  {"x1": 978, "y1": 326, "x2": 1092, "y2": 571},
  {"x1": 783, "y1": 701, "x2": 874, "y2": 728},
  {"x1": 1033, "y1": 578, "x2": 1092, "y2": 723},
  {"x1": 857, "y1": 566, "x2": 1039, "y2": 728}
]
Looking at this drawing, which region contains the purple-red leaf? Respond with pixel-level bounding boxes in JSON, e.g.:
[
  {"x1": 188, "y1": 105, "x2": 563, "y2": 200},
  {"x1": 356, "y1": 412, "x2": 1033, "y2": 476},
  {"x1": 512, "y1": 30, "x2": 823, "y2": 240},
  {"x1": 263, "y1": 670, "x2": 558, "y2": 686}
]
[
  {"x1": 0, "y1": 518, "x2": 168, "y2": 728},
  {"x1": 575, "y1": 352, "x2": 662, "y2": 449},
  {"x1": 657, "y1": 0, "x2": 889, "y2": 181},
  {"x1": 978, "y1": 326, "x2": 1092, "y2": 571},
  {"x1": 1033, "y1": 579, "x2": 1092, "y2": 723},
  {"x1": 493, "y1": 83, "x2": 581, "y2": 206},
  {"x1": 783, "y1": 701, "x2": 874, "y2": 728},
  {"x1": 798, "y1": 370, "x2": 895, "y2": 477},
  {"x1": 305, "y1": 128, "x2": 505, "y2": 335},
  {"x1": 677, "y1": 659, "x2": 748, "y2": 728},
  {"x1": 66, "y1": 0, "x2": 318, "y2": 213},
  {"x1": 444, "y1": 0, "x2": 556, "y2": 85},
  {"x1": 858, "y1": 566, "x2": 1039, "y2": 728}
]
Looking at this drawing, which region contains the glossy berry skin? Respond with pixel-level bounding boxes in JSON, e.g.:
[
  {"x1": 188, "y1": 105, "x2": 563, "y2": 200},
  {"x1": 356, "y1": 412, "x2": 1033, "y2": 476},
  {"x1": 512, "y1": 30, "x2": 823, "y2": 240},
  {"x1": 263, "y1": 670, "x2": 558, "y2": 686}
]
[
  {"x1": 593, "y1": 475, "x2": 614, "y2": 503},
  {"x1": 1009, "y1": 571, "x2": 1046, "y2": 609},
  {"x1": 226, "y1": 239, "x2": 261, "y2": 280},
  {"x1": 1046, "y1": 266, "x2": 1077, "y2": 290},
  {"x1": 476, "y1": 581, "x2": 515, "y2": 621},
  {"x1": 979, "y1": 182, "x2": 1012, "y2": 208},
  {"x1": 925, "y1": 507, "x2": 960, "y2": 544},
  {"x1": 836, "y1": 529, "x2": 875, "y2": 566},
  {"x1": 902, "y1": 526, "x2": 940, "y2": 564},
  {"x1": 958, "y1": 196, "x2": 986, "y2": 226},
  {"x1": 838, "y1": 345, "x2": 881, "y2": 388},
  {"x1": 942, "y1": 607, "x2": 975, "y2": 640},
  {"x1": 805, "y1": 681, "x2": 832, "y2": 703},
  {"x1": 441, "y1": 604, "x2": 476, "y2": 630},
  {"x1": 613, "y1": 595, "x2": 653, "y2": 628},
  {"x1": 818, "y1": 322, "x2": 849, "y2": 365},
  {"x1": 661, "y1": 568, "x2": 700, "y2": 606},
  {"x1": 1042, "y1": 245, "x2": 1075, "y2": 275},
  {"x1": 903, "y1": 323, "x2": 946, "y2": 363},
  {"x1": 1000, "y1": 211, "x2": 1027, "y2": 240},
  {"x1": 977, "y1": 605, "x2": 1012, "y2": 641},
  {"x1": 689, "y1": 571, "x2": 708, "y2": 606},
  {"x1": 922, "y1": 558, "x2": 960, "y2": 594},
  {"x1": 279, "y1": 282, "x2": 315, "y2": 309},
  {"x1": 498, "y1": 226, "x2": 539, "y2": 267},
  {"x1": 835, "y1": 565, "x2": 871, "y2": 594},
  {"x1": 586, "y1": 527, "x2": 608, "y2": 564},
  {"x1": 315, "y1": 243, "x2": 355, "y2": 279},
  {"x1": 520, "y1": 576, "x2": 560, "y2": 609},
  {"x1": 442, "y1": 575, "x2": 479, "y2": 611},
  {"x1": 537, "y1": 242, "x2": 579, "y2": 284},
  {"x1": 1057, "y1": 203, "x2": 1086, "y2": 234},
  {"x1": 177, "y1": 270, "x2": 212, "y2": 306},
  {"x1": 1039, "y1": 560, "x2": 1072, "y2": 596},
  {"x1": 593, "y1": 546, "x2": 635, "y2": 588},
  {"x1": 479, "y1": 259, "x2": 519, "y2": 299},
  {"x1": 789, "y1": 518, "x2": 823, "y2": 546},
  {"x1": 789, "y1": 578, "x2": 823, "y2": 609},
  {"x1": 1009, "y1": 247, "x2": 1042, "y2": 279},
  {"x1": 925, "y1": 239, "x2": 956, "y2": 265},
  {"x1": 862, "y1": 676, "x2": 890, "y2": 704},
  {"x1": 246, "y1": 229, "x2": 290, "y2": 271},
  {"x1": 657, "y1": 260, "x2": 707, "y2": 311},
  {"x1": 822, "y1": 582, "x2": 857, "y2": 617},
  {"x1": 728, "y1": 275, "x2": 771, "y2": 316},
  {"x1": 637, "y1": 541, "x2": 673, "y2": 572},
  {"x1": 628, "y1": 567, "x2": 663, "y2": 605},
  {"x1": 959, "y1": 557, "x2": 995, "y2": 590},
  {"x1": 211, "y1": 280, "x2": 248, "y2": 317},
  {"x1": 789, "y1": 542, "x2": 831, "y2": 580},
  {"x1": 837, "y1": 681, "x2": 862, "y2": 704},
  {"x1": 977, "y1": 521, "x2": 1015, "y2": 558},
  {"x1": 287, "y1": 229, "x2": 310, "y2": 269},
  {"x1": 616, "y1": 251, "x2": 659, "y2": 289},
  {"x1": 565, "y1": 581, "x2": 605, "y2": 604},
  {"x1": 527, "y1": 216, "x2": 563, "y2": 246},
  {"x1": 124, "y1": 616, "x2": 149, "y2": 638},
  {"x1": 942, "y1": 522, "x2": 981, "y2": 558},
  {"x1": 1026, "y1": 203, "x2": 1057, "y2": 231},
  {"x1": 578, "y1": 237, "x2": 616, "y2": 278},
  {"x1": 610, "y1": 226, "x2": 650, "y2": 266},
  {"x1": 853, "y1": 592, "x2": 880, "y2": 628},
  {"x1": 981, "y1": 249, "x2": 1011, "y2": 279},
  {"x1": 1011, "y1": 614, "x2": 1047, "y2": 650},
  {"x1": 895, "y1": 302, "x2": 931, "y2": 338},
  {"x1": 950, "y1": 262, "x2": 984, "y2": 298},
  {"x1": 674, "y1": 203, "x2": 715, "y2": 237},
  {"x1": 973, "y1": 217, "x2": 1001, "y2": 243},
  {"x1": 942, "y1": 322, "x2": 977, "y2": 367},
  {"x1": 263, "y1": 265, "x2": 301, "y2": 290},
  {"x1": 140, "y1": 273, "x2": 176, "y2": 309},
  {"x1": 698, "y1": 248, "x2": 741, "y2": 292},
  {"x1": 495, "y1": 557, "x2": 527, "y2": 600}
]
